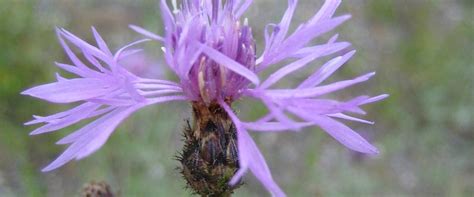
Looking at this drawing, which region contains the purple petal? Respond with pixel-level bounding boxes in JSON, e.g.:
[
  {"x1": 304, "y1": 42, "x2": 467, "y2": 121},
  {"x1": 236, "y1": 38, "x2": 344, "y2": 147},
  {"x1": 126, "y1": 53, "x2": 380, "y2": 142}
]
[
  {"x1": 283, "y1": 96, "x2": 370, "y2": 115},
  {"x1": 88, "y1": 98, "x2": 135, "y2": 106},
  {"x1": 55, "y1": 62, "x2": 96, "y2": 78},
  {"x1": 271, "y1": 0, "x2": 297, "y2": 46},
  {"x1": 56, "y1": 29, "x2": 99, "y2": 77},
  {"x1": 246, "y1": 90, "x2": 301, "y2": 130},
  {"x1": 259, "y1": 23, "x2": 277, "y2": 62},
  {"x1": 160, "y1": 0, "x2": 176, "y2": 68},
  {"x1": 22, "y1": 78, "x2": 116, "y2": 103},
  {"x1": 278, "y1": 15, "x2": 351, "y2": 55},
  {"x1": 91, "y1": 27, "x2": 112, "y2": 56},
  {"x1": 81, "y1": 49, "x2": 109, "y2": 73},
  {"x1": 263, "y1": 72, "x2": 375, "y2": 99},
  {"x1": 298, "y1": 50, "x2": 356, "y2": 88},
  {"x1": 219, "y1": 100, "x2": 285, "y2": 197},
  {"x1": 259, "y1": 95, "x2": 301, "y2": 130},
  {"x1": 138, "y1": 89, "x2": 183, "y2": 97},
  {"x1": 113, "y1": 39, "x2": 151, "y2": 62},
  {"x1": 289, "y1": 108, "x2": 378, "y2": 154},
  {"x1": 235, "y1": 0, "x2": 253, "y2": 18},
  {"x1": 134, "y1": 83, "x2": 182, "y2": 91},
  {"x1": 42, "y1": 106, "x2": 141, "y2": 172},
  {"x1": 360, "y1": 94, "x2": 389, "y2": 105},
  {"x1": 327, "y1": 113, "x2": 374, "y2": 124},
  {"x1": 59, "y1": 28, "x2": 111, "y2": 64},
  {"x1": 259, "y1": 44, "x2": 351, "y2": 89},
  {"x1": 115, "y1": 49, "x2": 144, "y2": 61},
  {"x1": 123, "y1": 78, "x2": 146, "y2": 102},
  {"x1": 308, "y1": 0, "x2": 341, "y2": 25},
  {"x1": 145, "y1": 95, "x2": 187, "y2": 105},
  {"x1": 236, "y1": 127, "x2": 286, "y2": 197},
  {"x1": 243, "y1": 122, "x2": 312, "y2": 132},
  {"x1": 129, "y1": 25, "x2": 164, "y2": 41},
  {"x1": 26, "y1": 102, "x2": 97, "y2": 125},
  {"x1": 291, "y1": 41, "x2": 350, "y2": 59},
  {"x1": 327, "y1": 34, "x2": 339, "y2": 43},
  {"x1": 29, "y1": 103, "x2": 102, "y2": 135},
  {"x1": 55, "y1": 73, "x2": 67, "y2": 82},
  {"x1": 260, "y1": 15, "x2": 351, "y2": 68},
  {"x1": 198, "y1": 42, "x2": 260, "y2": 85}
]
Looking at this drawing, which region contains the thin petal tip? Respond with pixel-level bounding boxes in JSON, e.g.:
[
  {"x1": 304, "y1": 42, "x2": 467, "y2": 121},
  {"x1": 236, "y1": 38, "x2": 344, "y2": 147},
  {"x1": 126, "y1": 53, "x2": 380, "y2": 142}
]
[
  {"x1": 41, "y1": 165, "x2": 56, "y2": 172},
  {"x1": 20, "y1": 88, "x2": 33, "y2": 96},
  {"x1": 55, "y1": 139, "x2": 69, "y2": 145},
  {"x1": 128, "y1": 24, "x2": 139, "y2": 29},
  {"x1": 379, "y1": 94, "x2": 390, "y2": 99},
  {"x1": 340, "y1": 14, "x2": 352, "y2": 20},
  {"x1": 365, "y1": 146, "x2": 380, "y2": 155}
]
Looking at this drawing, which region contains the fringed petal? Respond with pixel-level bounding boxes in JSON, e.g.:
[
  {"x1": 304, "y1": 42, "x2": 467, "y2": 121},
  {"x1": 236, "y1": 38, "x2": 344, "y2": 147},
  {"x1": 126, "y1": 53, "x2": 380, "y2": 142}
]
[
  {"x1": 266, "y1": 15, "x2": 351, "y2": 66},
  {"x1": 41, "y1": 95, "x2": 186, "y2": 171},
  {"x1": 234, "y1": 0, "x2": 253, "y2": 18},
  {"x1": 29, "y1": 103, "x2": 102, "y2": 135},
  {"x1": 262, "y1": 72, "x2": 375, "y2": 99},
  {"x1": 243, "y1": 121, "x2": 312, "y2": 132},
  {"x1": 298, "y1": 50, "x2": 356, "y2": 88},
  {"x1": 42, "y1": 106, "x2": 141, "y2": 171},
  {"x1": 129, "y1": 25, "x2": 165, "y2": 41},
  {"x1": 198, "y1": 43, "x2": 260, "y2": 85},
  {"x1": 22, "y1": 78, "x2": 116, "y2": 103},
  {"x1": 288, "y1": 108, "x2": 379, "y2": 154},
  {"x1": 219, "y1": 100, "x2": 285, "y2": 197},
  {"x1": 327, "y1": 113, "x2": 374, "y2": 124},
  {"x1": 91, "y1": 27, "x2": 112, "y2": 56},
  {"x1": 308, "y1": 0, "x2": 341, "y2": 25},
  {"x1": 259, "y1": 43, "x2": 350, "y2": 89}
]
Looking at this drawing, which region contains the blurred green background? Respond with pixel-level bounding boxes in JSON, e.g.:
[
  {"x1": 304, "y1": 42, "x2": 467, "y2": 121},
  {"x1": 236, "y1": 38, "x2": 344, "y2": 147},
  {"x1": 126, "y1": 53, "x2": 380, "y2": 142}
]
[{"x1": 0, "y1": 0, "x2": 473, "y2": 196}]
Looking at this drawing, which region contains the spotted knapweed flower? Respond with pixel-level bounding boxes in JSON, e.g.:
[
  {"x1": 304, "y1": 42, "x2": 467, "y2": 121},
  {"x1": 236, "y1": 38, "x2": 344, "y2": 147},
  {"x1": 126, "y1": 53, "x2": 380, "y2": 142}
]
[{"x1": 23, "y1": 0, "x2": 387, "y2": 196}]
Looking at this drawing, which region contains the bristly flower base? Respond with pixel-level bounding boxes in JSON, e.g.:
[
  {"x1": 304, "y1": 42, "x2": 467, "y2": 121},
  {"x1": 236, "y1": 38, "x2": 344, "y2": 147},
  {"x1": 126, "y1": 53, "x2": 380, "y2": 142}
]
[
  {"x1": 177, "y1": 101, "x2": 241, "y2": 196},
  {"x1": 81, "y1": 181, "x2": 114, "y2": 197}
]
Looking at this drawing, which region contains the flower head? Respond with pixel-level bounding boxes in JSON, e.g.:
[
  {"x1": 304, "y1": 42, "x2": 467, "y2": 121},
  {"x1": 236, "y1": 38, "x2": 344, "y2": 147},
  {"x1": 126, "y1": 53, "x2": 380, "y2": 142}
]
[{"x1": 23, "y1": 0, "x2": 387, "y2": 196}]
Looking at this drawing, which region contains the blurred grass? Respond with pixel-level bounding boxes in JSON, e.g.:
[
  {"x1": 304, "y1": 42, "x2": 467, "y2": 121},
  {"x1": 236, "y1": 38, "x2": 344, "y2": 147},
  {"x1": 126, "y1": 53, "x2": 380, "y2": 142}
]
[{"x1": 0, "y1": 0, "x2": 473, "y2": 196}]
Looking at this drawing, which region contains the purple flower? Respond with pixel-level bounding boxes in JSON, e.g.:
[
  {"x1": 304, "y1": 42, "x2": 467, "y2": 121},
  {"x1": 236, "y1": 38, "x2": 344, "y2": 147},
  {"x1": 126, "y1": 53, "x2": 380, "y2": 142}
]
[{"x1": 23, "y1": 0, "x2": 387, "y2": 196}]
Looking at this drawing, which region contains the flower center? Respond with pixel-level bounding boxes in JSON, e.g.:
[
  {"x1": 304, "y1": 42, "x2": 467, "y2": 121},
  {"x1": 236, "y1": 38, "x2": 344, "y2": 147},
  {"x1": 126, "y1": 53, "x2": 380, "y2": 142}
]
[{"x1": 173, "y1": 1, "x2": 256, "y2": 104}]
